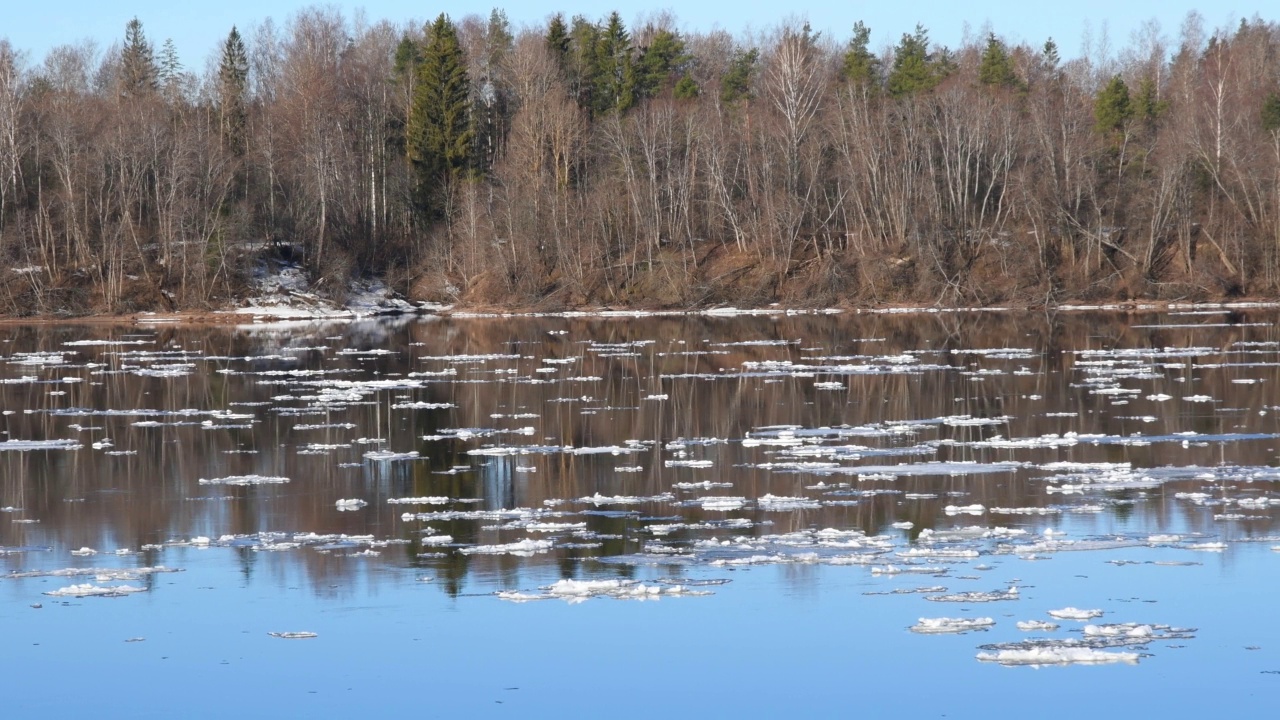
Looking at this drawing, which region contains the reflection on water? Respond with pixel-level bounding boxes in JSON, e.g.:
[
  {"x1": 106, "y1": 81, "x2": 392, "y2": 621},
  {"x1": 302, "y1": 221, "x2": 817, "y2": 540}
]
[{"x1": 3, "y1": 310, "x2": 1280, "y2": 699}]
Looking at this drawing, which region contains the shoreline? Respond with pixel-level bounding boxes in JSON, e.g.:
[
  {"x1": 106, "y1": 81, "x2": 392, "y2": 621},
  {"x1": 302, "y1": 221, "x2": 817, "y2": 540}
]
[{"x1": 3, "y1": 298, "x2": 1280, "y2": 327}]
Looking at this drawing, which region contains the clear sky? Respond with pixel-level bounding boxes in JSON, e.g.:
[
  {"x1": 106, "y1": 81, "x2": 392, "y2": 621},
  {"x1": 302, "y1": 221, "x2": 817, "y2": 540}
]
[{"x1": 2, "y1": 1, "x2": 1266, "y2": 70}]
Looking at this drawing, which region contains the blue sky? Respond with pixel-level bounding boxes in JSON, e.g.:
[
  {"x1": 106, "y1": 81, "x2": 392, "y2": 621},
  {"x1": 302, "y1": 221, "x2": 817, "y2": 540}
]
[{"x1": 2, "y1": 1, "x2": 1264, "y2": 69}]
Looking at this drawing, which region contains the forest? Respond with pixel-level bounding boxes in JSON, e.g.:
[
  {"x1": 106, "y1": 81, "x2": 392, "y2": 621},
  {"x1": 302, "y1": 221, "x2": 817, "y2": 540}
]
[{"x1": 0, "y1": 9, "x2": 1279, "y2": 315}]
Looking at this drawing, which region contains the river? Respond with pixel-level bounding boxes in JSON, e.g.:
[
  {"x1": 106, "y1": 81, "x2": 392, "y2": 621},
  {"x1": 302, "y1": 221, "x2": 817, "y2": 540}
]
[{"x1": 2, "y1": 309, "x2": 1278, "y2": 716}]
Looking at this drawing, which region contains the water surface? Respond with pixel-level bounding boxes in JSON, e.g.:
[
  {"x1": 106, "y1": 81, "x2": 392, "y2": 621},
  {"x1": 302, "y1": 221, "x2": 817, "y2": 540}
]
[{"x1": 3, "y1": 311, "x2": 1279, "y2": 716}]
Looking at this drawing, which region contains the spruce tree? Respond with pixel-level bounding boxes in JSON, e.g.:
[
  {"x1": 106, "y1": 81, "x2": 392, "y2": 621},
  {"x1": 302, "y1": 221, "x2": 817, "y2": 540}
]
[
  {"x1": 593, "y1": 12, "x2": 632, "y2": 115},
  {"x1": 546, "y1": 13, "x2": 570, "y2": 70},
  {"x1": 978, "y1": 33, "x2": 1017, "y2": 88},
  {"x1": 841, "y1": 21, "x2": 879, "y2": 88},
  {"x1": 120, "y1": 17, "x2": 158, "y2": 98},
  {"x1": 408, "y1": 14, "x2": 473, "y2": 214},
  {"x1": 218, "y1": 27, "x2": 249, "y2": 154},
  {"x1": 157, "y1": 39, "x2": 183, "y2": 99}
]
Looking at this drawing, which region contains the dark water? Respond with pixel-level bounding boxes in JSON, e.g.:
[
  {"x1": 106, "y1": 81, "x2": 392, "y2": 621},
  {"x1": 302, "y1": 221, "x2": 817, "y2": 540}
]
[{"x1": 3, "y1": 310, "x2": 1280, "y2": 716}]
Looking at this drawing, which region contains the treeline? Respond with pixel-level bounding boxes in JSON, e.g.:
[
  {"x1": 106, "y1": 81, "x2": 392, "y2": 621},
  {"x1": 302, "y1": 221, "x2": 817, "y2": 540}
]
[{"x1": 1, "y1": 9, "x2": 1280, "y2": 314}]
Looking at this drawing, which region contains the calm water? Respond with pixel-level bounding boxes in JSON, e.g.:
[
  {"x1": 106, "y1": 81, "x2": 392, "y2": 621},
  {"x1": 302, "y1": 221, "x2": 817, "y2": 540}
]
[{"x1": 2, "y1": 310, "x2": 1279, "y2": 716}]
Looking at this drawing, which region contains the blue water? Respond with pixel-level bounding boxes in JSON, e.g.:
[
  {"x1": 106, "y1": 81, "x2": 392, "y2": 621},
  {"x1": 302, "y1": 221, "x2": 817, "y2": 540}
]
[{"x1": 2, "y1": 312, "x2": 1279, "y2": 716}]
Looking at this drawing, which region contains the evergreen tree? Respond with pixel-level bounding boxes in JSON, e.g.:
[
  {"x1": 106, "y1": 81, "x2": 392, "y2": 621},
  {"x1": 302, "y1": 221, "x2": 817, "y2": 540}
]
[
  {"x1": 218, "y1": 27, "x2": 249, "y2": 154},
  {"x1": 120, "y1": 17, "x2": 158, "y2": 98},
  {"x1": 1132, "y1": 76, "x2": 1166, "y2": 125},
  {"x1": 887, "y1": 25, "x2": 942, "y2": 97},
  {"x1": 978, "y1": 33, "x2": 1017, "y2": 88},
  {"x1": 474, "y1": 9, "x2": 514, "y2": 173},
  {"x1": 157, "y1": 38, "x2": 183, "y2": 99},
  {"x1": 1042, "y1": 38, "x2": 1060, "y2": 70},
  {"x1": 567, "y1": 16, "x2": 601, "y2": 111},
  {"x1": 408, "y1": 14, "x2": 473, "y2": 213},
  {"x1": 720, "y1": 47, "x2": 758, "y2": 104},
  {"x1": 674, "y1": 73, "x2": 699, "y2": 100},
  {"x1": 1094, "y1": 74, "x2": 1132, "y2": 135},
  {"x1": 592, "y1": 11, "x2": 632, "y2": 115},
  {"x1": 1264, "y1": 92, "x2": 1280, "y2": 133},
  {"x1": 546, "y1": 13, "x2": 570, "y2": 70},
  {"x1": 628, "y1": 28, "x2": 687, "y2": 104},
  {"x1": 841, "y1": 21, "x2": 879, "y2": 88}
]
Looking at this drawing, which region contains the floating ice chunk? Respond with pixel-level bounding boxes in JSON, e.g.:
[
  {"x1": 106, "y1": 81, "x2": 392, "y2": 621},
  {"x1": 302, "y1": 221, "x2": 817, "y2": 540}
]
[
  {"x1": 1184, "y1": 395, "x2": 1214, "y2": 402},
  {"x1": 1147, "y1": 534, "x2": 1181, "y2": 544},
  {"x1": 390, "y1": 401, "x2": 456, "y2": 410},
  {"x1": 1084, "y1": 623, "x2": 1154, "y2": 638},
  {"x1": 0, "y1": 439, "x2": 83, "y2": 452},
  {"x1": 198, "y1": 475, "x2": 289, "y2": 486},
  {"x1": 335, "y1": 499, "x2": 367, "y2": 511},
  {"x1": 977, "y1": 647, "x2": 1139, "y2": 666},
  {"x1": 44, "y1": 583, "x2": 146, "y2": 597},
  {"x1": 268, "y1": 631, "x2": 317, "y2": 639},
  {"x1": 926, "y1": 586, "x2": 1019, "y2": 602},
  {"x1": 577, "y1": 493, "x2": 674, "y2": 506},
  {"x1": 944, "y1": 504, "x2": 986, "y2": 516},
  {"x1": 991, "y1": 507, "x2": 1060, "y2": 515},
  {"x1": 891, "y1": 521, "x2": 914, "y2": 530},
  {"x1": 673, "y1": 481, "x2": 734, "y2": 490},
  {"x1": 387, "y1": 496, "x2": 454, "y2": 505},
  {"x1": 910, "y1": 617, "x2": 995, "y2": 634},
  {"x1": 1185, "y1": 542, "x2": 1227, "y2": 552},
  {"x1": 665, "y1": 459, "x2": 714, "y2": 468},
  {"x1": 1047, "y1": 607, "x2": 1103, "y2": 621},
  {"x1": 757, "y1": 494, "x2": 821, "y2": 511},
  {"x1": 458, "y1": 539, "x2": 553, "y2": 556},
  {"x1": 1016, "y1": 620, "x2": 1060, "y2": 632},
  {"x1": 419, "y1": 534, "x2": 454, "y2": 546},
  {"x1": 644, "y1": 394, "x2": 668, "y2": 401},
  {"x1": 364, "y1": 450, "x2": 420, "y2": 461},
  {"x1": 692, "y1": 496, "x2": 747, "y2": 511},
  {"x1": 70, "y1": 547, "x2": 97, "y2": 556}
]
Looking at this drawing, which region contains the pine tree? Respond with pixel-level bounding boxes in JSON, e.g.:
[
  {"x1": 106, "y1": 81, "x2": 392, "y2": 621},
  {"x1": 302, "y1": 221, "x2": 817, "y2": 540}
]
[
  {"x1": 1132, "y1": 76, "x2": 1166, "y2": 125},
  {"x1": 720, "y1": 47, "x2": 758, "y2": 104},
  {"x1": 408, "y1": 14, "x2": 473, "y2": 214},
  {"x1": 841, "y1": 21, "x2": 879, "y2": 88},
  {"x1": 218, "y1": 27, "x2": 249, "y2": 154},
  {"x1": 1094, "y1": 75, "x2": 1132, "y2": 136},
  {"x1": 628, "y1": 28, "x2": 687, "y2": 104},
  {"x1": 120, "y1": 17, "x2": 158, "y2": 98},
  {"x1": 978, "y1": 33, "x2": 1017, "y2": 88},
  {"x1": 887, "y1": 25, "x2": 942, "y2": 97},
  {"x1": 674, "y1": 73, "x2": 699, "y2": 100}
]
